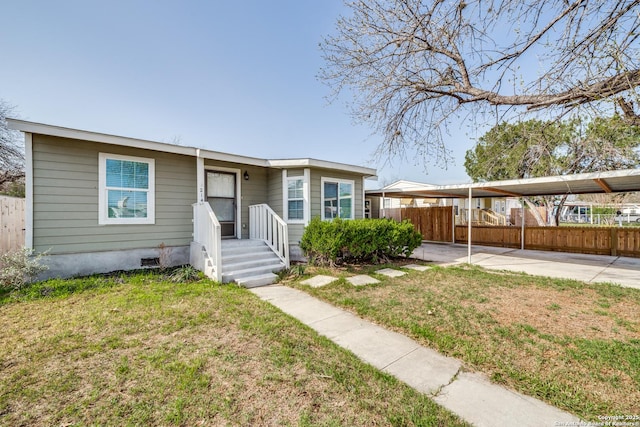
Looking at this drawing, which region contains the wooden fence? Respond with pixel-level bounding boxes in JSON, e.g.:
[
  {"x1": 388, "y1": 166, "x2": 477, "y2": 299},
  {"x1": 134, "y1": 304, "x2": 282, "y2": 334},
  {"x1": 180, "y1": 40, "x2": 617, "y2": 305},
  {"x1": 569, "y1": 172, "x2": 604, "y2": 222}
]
[
  {"x1": 387, "y1": 206, "x2": 640, "y2": 258},
  {"x1": 454, "y1": 225, "x2": 640, "y2": 257},
  {"x1": 385, "y1": 207, "x2": 453, "y2": 242},
  {"x1": 0, "y1": 196, "x2": 25, "y2": 254}
]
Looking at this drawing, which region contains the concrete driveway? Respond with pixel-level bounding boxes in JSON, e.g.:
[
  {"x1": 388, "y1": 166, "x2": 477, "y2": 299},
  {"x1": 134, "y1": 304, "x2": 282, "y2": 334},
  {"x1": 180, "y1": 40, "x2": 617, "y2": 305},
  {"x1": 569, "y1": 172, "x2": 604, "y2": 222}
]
[{"x1": 412, "y1": 243, "x2": 640, "y2": 290}]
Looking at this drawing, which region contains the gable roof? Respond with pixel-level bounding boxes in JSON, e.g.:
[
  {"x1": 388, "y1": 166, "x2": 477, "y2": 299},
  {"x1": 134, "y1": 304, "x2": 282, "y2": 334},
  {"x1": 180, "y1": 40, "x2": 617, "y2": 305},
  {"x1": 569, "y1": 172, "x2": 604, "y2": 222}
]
[{"x1": 7, "y1": 119, "x2": 377, "y2": 178}]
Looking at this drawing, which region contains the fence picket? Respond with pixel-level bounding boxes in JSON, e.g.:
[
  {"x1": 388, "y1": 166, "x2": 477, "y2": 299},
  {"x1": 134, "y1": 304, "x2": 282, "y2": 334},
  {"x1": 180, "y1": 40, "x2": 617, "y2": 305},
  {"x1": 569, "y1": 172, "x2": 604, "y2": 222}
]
[
  {"x1": 0, "y1": 196, "x2": 25, "y2": 254},
  {"x1": 386, "y1": 206, "x2": 640, "y2": 258}
]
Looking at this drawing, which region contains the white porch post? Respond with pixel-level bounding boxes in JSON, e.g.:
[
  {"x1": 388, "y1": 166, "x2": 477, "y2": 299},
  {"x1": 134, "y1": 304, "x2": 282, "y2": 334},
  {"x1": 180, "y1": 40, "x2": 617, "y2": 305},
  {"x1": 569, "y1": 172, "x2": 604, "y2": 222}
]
[
  {"x1": 382, "y1": 191, "x2": 386, "y2": 218},
  {"x1": 196, "y1": 149, "x2": 205, "y2": 203}
]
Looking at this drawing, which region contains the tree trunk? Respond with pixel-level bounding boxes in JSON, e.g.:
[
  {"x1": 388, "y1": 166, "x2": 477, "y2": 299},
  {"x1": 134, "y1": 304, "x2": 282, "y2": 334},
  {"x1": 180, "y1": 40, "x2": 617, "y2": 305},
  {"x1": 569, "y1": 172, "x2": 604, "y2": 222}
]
[
  {"x1": 552, "y1": 195, "x2": 569, "y2": 226},
  {"x1": 523, "y1": 197, "x2": 547, "y2": 226}
]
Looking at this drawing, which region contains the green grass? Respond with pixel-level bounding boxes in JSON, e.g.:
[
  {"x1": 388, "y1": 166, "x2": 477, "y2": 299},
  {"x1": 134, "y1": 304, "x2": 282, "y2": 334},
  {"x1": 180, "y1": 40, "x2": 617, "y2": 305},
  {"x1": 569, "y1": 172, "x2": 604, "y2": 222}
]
[
  {"x1": 288, "y1": 263, "x2": 640, "y2": 421},
  {"x1": 0, "y1": 270, "x2": 467, "y2": 426}
]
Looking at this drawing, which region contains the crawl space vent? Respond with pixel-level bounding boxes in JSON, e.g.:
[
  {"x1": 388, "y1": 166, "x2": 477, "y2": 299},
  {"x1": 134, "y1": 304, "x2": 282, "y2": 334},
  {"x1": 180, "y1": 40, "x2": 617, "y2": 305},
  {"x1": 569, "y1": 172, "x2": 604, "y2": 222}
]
[{"x1": 140, "y1": 257, "x2": 160, "y2": 267}]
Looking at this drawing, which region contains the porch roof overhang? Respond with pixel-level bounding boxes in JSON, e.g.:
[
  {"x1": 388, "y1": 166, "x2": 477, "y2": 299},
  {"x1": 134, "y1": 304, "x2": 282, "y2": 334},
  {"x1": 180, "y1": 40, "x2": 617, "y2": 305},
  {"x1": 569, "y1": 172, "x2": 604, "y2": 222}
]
[
  {"x1": 366, "y1": 168, "x2": 640, "y2": 199},
  {"x1": 7, "y1": 118, "x2": 376, "y2": 178},
  {"x1": 268, "y1": 158, "x2": 377, "y2": 178}
]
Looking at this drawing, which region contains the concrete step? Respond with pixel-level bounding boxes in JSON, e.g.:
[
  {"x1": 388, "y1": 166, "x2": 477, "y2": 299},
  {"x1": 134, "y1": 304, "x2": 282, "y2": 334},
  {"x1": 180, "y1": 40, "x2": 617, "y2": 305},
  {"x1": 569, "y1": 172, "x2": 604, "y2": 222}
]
[
  {"x1": 237, "y1": 272, "x2": 279, "y2": 288},
  {"x1": 222, "y1": 244, "x2": 272, "y2": 257},
  {"x1": 222, "y1": 262, "x2": 285, "y2": 283},
  {"x1": 221, "y1": 239, "x2": 267, "y2": 250},
  {"x1": 222, "y1": 250, "x2": 275, "y2": 264},
  {"x1": 219, "y1": 239, "x2": 285, "y2": 287},
  {"x1": 223, "y1": 257, "x2": 282, "y2": 271},
  {"x1": 221, "y1": 238, "x2": 265, "y2": 247}
]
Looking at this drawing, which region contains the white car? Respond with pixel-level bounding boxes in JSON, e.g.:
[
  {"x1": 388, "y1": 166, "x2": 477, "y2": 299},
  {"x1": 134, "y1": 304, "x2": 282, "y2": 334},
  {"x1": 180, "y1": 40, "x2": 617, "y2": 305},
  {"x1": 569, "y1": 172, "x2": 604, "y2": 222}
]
[{"x1": 615, "y1": 211, "x2": 640, "y2": 223}]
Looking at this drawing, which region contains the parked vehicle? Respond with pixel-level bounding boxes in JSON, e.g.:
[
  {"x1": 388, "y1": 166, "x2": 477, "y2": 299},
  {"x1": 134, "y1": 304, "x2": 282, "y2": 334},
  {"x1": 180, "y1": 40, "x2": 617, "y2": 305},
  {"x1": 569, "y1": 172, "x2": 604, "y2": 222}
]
[{"x1": 615, "y1": 210, "x2": 640, "y2": 223}]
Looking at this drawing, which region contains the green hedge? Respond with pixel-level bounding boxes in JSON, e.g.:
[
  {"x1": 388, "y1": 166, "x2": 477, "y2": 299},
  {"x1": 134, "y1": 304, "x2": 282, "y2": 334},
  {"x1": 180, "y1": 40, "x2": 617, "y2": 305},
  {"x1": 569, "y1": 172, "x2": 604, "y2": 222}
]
[{"x1": 299, "y1": 217, "x2": 423, "y2": 265}]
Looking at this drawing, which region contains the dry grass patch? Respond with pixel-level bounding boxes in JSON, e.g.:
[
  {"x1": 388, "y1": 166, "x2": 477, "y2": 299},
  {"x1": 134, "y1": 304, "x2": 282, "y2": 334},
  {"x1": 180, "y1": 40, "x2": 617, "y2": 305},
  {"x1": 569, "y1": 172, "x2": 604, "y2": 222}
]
[
  {"x1": 481, "y1": 286, "x2": 639, "y2": 341},
  {"x1": 288, "y1": 263, "x2": 640, "y2": 420},
  {"x1": 0, "y1": 271, "x2": 466, "y2": 426}
]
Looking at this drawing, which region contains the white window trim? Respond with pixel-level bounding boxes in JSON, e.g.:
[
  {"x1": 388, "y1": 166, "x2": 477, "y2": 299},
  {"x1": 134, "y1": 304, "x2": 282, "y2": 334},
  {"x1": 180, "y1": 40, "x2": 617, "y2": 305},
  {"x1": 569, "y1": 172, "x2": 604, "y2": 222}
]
[
  {"x1": 282, "y1": 169, "x2": 310, "y2": 224},
  {"x1": 321, "y1": 177, "x2": 355, "y2": 220},
  {"x1": 98, "y1": 153, "x2": 155, "y2": 225}
]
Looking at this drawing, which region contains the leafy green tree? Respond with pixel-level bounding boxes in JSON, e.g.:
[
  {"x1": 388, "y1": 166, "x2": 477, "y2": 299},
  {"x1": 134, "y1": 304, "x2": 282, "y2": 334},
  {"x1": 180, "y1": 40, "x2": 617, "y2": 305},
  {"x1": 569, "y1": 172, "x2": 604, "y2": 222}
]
[{"x1": 464, "y1": 116, "x2": 640, "y2": 225}]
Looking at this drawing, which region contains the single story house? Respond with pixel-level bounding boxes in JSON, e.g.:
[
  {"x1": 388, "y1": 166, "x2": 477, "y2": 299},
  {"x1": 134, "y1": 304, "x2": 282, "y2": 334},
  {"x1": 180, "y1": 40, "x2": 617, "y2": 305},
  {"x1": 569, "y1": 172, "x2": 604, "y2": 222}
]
[{"x1": 8, "y1": 119, "x2": 377, "y2": 286}]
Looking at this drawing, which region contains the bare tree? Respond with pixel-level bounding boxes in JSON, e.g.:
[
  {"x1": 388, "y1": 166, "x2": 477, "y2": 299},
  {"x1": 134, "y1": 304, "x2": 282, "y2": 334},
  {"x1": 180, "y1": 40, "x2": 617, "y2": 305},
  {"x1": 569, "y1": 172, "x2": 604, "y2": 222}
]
[
  {"x1": 0, "y1": 100, "x2": 24, "y2": 187},
  {"x1": 320, "y1": 0, "x2": 640, "y2": 165}
]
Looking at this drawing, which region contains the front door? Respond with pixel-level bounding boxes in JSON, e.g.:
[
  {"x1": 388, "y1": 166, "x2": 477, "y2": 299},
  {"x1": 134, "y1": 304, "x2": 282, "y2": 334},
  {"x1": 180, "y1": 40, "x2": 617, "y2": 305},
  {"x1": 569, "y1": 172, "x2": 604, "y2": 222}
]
[{"x1": 206, "y1": 171, "x2": 236, "y2": 238}]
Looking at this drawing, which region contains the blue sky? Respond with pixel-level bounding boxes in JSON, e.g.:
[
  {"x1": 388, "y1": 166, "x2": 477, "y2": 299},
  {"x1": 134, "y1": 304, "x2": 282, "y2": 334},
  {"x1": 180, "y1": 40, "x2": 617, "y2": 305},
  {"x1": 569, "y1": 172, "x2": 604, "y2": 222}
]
[{"x1": 1, "y1": 0, "x2": 477, "y2": 186}]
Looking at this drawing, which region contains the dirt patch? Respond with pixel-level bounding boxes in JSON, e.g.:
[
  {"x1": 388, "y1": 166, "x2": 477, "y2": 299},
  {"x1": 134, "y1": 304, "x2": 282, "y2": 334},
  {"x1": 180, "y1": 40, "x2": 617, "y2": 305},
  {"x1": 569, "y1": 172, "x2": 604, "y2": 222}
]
[{"x1": 478, "y1": 286, "x2": 639, "y2": 341}]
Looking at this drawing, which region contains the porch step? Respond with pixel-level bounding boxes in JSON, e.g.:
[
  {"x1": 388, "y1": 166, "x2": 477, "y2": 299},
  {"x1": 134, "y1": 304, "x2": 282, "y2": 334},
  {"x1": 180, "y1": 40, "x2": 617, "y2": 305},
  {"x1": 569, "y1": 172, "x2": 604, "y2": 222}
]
[
  {"x1": 236, "y1": 272, "x2": 279, "y2": 288},
  {"x1": 220, "y1": 239, "x2": 286, "y2": 287}
]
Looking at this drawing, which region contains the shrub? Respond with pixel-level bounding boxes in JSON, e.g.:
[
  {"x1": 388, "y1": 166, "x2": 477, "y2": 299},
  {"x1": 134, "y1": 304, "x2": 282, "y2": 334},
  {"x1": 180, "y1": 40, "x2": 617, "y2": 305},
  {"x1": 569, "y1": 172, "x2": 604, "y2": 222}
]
[
  {"x1": 167, "y1": 265, "x2": 203, "y2": 283},
  {"x1": 300, "y1": 217, "x2": 422, "y2": 265},
  {"x1": 0, "y1": 248, "x2": 49, "y2": 291}
]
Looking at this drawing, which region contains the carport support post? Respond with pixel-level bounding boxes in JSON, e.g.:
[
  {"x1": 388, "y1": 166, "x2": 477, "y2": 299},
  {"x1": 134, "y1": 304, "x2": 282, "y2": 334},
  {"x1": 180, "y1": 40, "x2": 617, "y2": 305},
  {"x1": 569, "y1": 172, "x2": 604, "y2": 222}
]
[
  {"x1": 468, "y1": 187, "x2": 472, "y2": 264},
  {"x1": 521, "y1": 202, "x2": 525, "y2": 250},
  {"x1": 451, "y1": 200, "x2": 455, "y2": 243}
]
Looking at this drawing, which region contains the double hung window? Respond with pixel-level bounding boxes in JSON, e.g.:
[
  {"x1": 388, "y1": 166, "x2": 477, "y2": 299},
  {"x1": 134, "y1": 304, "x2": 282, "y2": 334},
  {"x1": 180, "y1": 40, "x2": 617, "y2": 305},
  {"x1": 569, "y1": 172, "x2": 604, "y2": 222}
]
[
  {"x1": 322, "y1": 178, "x2": 354, "y2": 220},
  {"x1": 287, "y1": 178, "x2": 304, "y2": 221},
  {"x1": 99, "y1": 153, "x2": 155, "y2": 225}
]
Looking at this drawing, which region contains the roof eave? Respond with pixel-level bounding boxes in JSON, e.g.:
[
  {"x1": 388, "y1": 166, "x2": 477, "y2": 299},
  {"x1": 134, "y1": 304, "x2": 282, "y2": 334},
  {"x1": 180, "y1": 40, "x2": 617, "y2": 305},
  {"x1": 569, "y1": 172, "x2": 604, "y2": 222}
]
[
  {"x1": 7, "y1": 118, "x2": 197, "y2": 157},
  {"x1": 8, "y1": 119, "x2": 378, "y2": 176},
  {"x1": 268, "y1": 158, "x2": 377, "y2": 178}
]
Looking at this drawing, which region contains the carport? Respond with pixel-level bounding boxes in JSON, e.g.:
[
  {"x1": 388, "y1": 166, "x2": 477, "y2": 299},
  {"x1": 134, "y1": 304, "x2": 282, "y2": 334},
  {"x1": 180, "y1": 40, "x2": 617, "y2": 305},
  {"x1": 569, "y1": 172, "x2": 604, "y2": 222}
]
[{"x1": 366, "y1": 168, "x2": 640, "y2": 263}]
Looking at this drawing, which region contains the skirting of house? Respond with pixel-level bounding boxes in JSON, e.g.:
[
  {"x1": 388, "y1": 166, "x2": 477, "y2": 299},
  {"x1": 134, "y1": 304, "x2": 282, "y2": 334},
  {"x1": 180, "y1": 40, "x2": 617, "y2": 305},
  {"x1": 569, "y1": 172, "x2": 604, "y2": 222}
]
[
  {"x1": 37, "y1": 246, "x2": 190, "y2": 281},
  {"x1": 289, "y1": 244, "x2": 306, "y2": 263}
]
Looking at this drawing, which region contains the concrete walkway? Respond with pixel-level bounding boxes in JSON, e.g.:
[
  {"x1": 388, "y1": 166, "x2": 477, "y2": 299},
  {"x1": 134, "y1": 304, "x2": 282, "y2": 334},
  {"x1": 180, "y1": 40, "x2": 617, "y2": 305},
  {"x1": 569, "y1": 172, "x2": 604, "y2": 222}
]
[
  {"x1": 412, "y1": 242, "x2": 640, "y2": 289},
  {"x1": 251, "y1": 285, "x2": 581, "y2": 427}
]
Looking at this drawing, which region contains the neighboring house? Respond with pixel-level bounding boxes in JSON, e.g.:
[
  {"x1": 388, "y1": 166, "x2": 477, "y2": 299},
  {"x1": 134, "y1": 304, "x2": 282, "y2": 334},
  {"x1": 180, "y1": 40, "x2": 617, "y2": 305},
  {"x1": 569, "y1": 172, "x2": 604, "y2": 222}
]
[
  {"x1": 368, "y1": 180, "x2": 441, "y2": 218},
  {"x1": 369, "y1": 179, "x2": 521, "y2": 224},
  {"x1": 8, "y1": 119, "x2": 376, "y2": 285}
]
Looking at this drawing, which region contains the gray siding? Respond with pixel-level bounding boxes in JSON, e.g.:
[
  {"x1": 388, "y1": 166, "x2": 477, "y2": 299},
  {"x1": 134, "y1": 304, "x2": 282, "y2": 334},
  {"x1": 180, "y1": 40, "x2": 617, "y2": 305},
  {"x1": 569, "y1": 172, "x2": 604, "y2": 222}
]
[
  {"x1": 267, "y1": 169, "x2": 306, "y2": 244},
  {"x1": 31, "y1": 135, "x2": 372, "y2": 254},
  {"x1": 239, "y1": 166, "x2": 270, "y2": 239},
  {"x1": 278, "y1": 168, "x2": 369, "y2": 245},
  {"x1": 267, "y1": 169, "x2": 283, "y2": 217},
  {"x1": 310, "y1": 169, "x2": 365, "y2": 219},
  {"x1": 32, "y1": 135, "x2": 197, "y2": 254},
  {"x1": 288, "y1": 224, "x2": 305, "y2": 244},
  {"x1": 203, "y1": 160, "x2": 270, "y2": 239}
]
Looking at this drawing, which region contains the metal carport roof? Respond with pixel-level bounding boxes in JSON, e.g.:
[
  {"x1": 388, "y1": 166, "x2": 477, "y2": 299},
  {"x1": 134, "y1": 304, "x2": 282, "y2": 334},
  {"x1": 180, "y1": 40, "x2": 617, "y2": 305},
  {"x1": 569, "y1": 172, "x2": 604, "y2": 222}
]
[
  {"x1": 366, "y1": 168, "x2": 640, "y2": 199},
  {"x1": 366, "y1": 168, "x2": 640, "y2": 264}
]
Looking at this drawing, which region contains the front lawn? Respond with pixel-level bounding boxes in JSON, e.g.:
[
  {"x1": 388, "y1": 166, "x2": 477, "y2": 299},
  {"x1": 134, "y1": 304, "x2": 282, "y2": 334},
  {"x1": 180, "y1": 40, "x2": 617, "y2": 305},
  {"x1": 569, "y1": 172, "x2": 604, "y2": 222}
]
[
  {"x1": 0, "y1": 271, "x2": 466, "y2": 426},
  {"x1": 287, "y1": 264, "x2": 640, "y2": 421}
]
